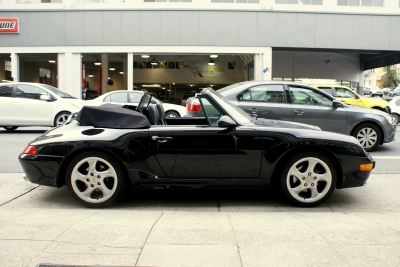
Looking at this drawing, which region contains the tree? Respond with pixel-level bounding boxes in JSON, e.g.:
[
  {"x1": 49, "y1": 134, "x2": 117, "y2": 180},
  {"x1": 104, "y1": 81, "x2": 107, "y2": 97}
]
[{"x1": 381, "y1": 66, "x2": 399, "y2": 88}]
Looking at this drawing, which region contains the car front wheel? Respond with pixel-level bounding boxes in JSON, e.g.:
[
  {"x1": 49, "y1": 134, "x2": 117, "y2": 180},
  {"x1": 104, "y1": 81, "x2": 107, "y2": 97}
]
[
  {"x1": 351, "y1": 123, "x2": 381, "y2": 152},
  {"x1": 54, "y1": 112, "x2": 71, "y2": 127},
  {"x1": 281, "y1": 153, "x2": 337, "y2": 207},
  {"x1": 66, "y1": 152, "x2": 126, "y2": 208},
  {"x1": 3, "y1": 126, "x2": 18, "y2": 130}
]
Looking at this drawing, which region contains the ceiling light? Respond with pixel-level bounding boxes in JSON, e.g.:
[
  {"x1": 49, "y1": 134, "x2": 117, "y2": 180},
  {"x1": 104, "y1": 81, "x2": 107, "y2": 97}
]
[
  {"x1": 142, "y1": 84, "x2": 161, "y2": 88},
  {"x1": 48, "y1": 56, "x2": 56, "y2": 63},
  {"x1": 210, "y1": 55, "x2": 218, "y2": 58},
  {"x1": 88, "y1": 72, "x2": 93, "y2": 78},
  {"x1": 141, "y1": 55, "x2": 150, "y2": 58},
  {"x1": 109, "y1": 67, "x2": 115, "y2": 71},
  {"x1": 119, "y1": 70, "x2": 124, "y2": 74},
  {"x1": 94, "y1": 59, "x2": 101, "y2": 66},
  {"x1": 151, "y1": 58, "x2": 158, "y2": 65},
  {"x1": 208, "y1": 59, "x2": 215, "y2": 66}
]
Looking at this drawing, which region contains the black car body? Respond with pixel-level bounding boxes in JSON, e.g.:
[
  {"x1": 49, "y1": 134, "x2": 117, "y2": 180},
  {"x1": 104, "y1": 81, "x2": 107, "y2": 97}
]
[
  {"x1": 186, "y1": 81, "x2": 396, "y2": 152},
  {"x1": 19, "y1": 89, "x2": 374, "y2": 208}
]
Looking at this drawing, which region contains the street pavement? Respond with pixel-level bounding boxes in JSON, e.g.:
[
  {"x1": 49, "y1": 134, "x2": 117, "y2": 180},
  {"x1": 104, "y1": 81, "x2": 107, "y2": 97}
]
[
  {"x1": 1, "y1": 125, "x2": 400, "y2": 266},
  {"x1": 0, "y1": 172, "x2": 400, "y2": 267}
]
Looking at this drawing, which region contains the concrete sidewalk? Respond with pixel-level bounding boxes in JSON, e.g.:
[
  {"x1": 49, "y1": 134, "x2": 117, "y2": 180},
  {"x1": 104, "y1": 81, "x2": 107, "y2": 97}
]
[{"x1": 0, "y1": 173, "x2": 399, "y2": 267}]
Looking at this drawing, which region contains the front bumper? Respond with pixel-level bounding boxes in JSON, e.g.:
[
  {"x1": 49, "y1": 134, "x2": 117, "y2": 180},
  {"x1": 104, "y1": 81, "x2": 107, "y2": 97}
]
[
  {"x1": 19, "y1": 153, "x2": 64, "y2": 187},
  {"x1": 339, "y1": 155, "x2": 374, "y2": 189}
]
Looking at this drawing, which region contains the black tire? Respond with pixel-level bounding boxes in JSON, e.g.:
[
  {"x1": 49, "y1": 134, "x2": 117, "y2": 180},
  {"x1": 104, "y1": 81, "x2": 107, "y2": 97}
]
[
  {"x1": 66, "y1": 152, "x2": 126, "y2": 208},
  {"x1": 3, "y1": 127, "x2": 18, "y2": 130},
  {"x1": 280, "y1": 153, "x2": 337, "y2": 207},
  {"x1": 351, "y1": 123, "x2": 381, "y2": 152},
  {"x1": 54, "y1": 111, "x2": 71, "y2": 127},
  {"x1": 165, "y1": 110, "x2": 180, "y2": 118}
]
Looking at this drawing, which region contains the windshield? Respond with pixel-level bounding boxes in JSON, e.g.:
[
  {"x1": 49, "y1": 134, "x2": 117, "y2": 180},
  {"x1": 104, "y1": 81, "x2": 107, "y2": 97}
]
[
  {"x1": 210, "y1": 89, "x2": 254, "y2": 124},
  {"x1": 41, "y1": 84, "x2": 76, "y2": 99}
]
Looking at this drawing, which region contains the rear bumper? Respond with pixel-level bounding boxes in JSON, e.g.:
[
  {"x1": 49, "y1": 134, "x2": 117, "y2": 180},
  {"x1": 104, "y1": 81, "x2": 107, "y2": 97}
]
[{"x1": 19, "y1": 153, "x2": 63, "y2": 187}]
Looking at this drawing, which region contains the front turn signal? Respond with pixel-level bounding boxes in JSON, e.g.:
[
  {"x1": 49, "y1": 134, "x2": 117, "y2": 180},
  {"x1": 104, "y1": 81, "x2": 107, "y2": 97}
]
[{"x1": 360, "y1": 163, "x2": 373, "y2": 171}]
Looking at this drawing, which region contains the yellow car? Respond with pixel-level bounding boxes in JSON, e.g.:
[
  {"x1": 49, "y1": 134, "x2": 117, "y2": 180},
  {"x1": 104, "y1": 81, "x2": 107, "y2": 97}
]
[{"x1": 312, "y1": 84, "x2": 390, "y2": 113}]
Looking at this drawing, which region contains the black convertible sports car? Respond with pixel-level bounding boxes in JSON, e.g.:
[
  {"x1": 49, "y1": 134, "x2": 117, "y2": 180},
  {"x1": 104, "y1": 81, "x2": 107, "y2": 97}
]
[{"x1": 19, "y1": 89, "x2": 374, "y2": 208}]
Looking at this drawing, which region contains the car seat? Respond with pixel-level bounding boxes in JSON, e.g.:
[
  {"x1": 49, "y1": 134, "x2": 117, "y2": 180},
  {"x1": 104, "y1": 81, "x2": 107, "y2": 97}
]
[
  {"x1": 156, "y1": 103, "x2": 167, "y2": 125},
  {"x1": 146, "y1": 104, "x2": 159, "y2": 125}
]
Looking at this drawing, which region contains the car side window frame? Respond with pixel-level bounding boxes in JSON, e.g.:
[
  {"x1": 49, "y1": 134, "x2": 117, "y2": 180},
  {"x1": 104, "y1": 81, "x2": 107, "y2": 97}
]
[
  {"x1": 0, "y1": 84, "x2": 15, "y2": 98},
  {"x1": 237, "y1": 84, "x2": 288, "y2": 104},
  {"x1": 198, "y1": 95, "x2": 226, "y2": 127},
  {"x1": 15, "y1": 84, "x2": 52, "y2": 101},
  {"x1": 288, "y1": 86, "x2": 334, "y2": 107}
]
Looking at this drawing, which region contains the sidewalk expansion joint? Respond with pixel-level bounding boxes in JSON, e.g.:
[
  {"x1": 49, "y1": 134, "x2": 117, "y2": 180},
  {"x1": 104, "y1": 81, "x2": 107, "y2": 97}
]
[{"x1": 0, "y1": 185, "x2": 40, "y2": 207}]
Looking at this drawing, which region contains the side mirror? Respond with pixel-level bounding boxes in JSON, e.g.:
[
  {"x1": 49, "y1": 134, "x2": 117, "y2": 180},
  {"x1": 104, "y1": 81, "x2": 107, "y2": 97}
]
[
  {"x1": 218, "y1": 115, "x2": 237, "y2": 129},
  {"x1": 40, "y1": 95, "x2": 51, "y2": 101},
  {"x1": 332, "y1": 100, "x2": 342, "y2": 109}
]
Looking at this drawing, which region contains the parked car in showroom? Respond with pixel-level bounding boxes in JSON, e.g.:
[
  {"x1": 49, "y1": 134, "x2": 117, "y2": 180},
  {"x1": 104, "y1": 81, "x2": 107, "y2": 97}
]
[
  {"x1": 312, "y1": 84, "x2": 390, "y2": 113},
  {"x1": 19, "y1": 90, "x2": 374, "y2": 208},
  {"x1": 0, "y1": 82, "x2": 84, "y2": 130},
  {"x1": 85, "y1": 90, "x2": 186, "y2": 117},
  {"x1": 186, "y1": 81, "x2": 396, "y2": 152}
]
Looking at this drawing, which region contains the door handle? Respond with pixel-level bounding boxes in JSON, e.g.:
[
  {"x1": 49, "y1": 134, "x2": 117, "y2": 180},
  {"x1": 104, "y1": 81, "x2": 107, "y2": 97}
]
[
  {"x1": 151, "y1": 136, "x2": 173, "y2": 143},
  {"x1": 248, "y1": 108, "x2": 258, "y2": 114},
  {"x1": 293, "y1": 110, "x2": 304, "y2": 115}
]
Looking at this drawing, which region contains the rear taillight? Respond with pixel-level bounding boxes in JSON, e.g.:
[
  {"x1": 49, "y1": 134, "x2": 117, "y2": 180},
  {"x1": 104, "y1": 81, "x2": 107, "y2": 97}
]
[
  {"x1": 186, "y1": 101, "x2": 201, "y2": 112},
  {"x1": 23, "y1": 145, "x2": 38, "y2": 155}
]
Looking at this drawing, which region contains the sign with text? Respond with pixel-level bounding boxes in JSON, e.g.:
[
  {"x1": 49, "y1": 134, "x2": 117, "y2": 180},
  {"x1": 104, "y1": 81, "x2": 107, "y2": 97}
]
[{"x1": 0, "y1": 18, "x2": 19, "y2": 33}]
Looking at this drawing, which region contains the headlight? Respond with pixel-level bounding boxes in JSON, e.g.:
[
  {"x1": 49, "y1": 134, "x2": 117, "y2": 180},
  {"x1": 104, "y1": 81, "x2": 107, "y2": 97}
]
[{"x1": 385, "y1": 115, "x2": 397, "y2": 125}]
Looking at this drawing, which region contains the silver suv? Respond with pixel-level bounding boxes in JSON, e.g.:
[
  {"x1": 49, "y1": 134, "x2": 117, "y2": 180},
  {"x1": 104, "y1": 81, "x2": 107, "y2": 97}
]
[{"x1": 186, "y1": 81, "x2": 396, "y2": 152}]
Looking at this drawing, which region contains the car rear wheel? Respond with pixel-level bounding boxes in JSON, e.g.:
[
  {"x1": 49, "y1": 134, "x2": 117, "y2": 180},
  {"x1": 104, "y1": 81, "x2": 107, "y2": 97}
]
[
  {"x1": 3, "y1": 126, "x2": 18, "y2": 130},
  {"x1": 351, "y1": 123, "x2": 381, "y2": 152},
  {"x1": 281, "y1": 153, "x2": 336, "y2": 207},
  {"x1": 66, "y1": 152, "x2": 126, "y2": 208},
  {"x1": 165, "y1": 110, "x2": 180, "y2": 117},
  {"x1": 54, "y1": 112, "x2": 71, "y2": 127}
]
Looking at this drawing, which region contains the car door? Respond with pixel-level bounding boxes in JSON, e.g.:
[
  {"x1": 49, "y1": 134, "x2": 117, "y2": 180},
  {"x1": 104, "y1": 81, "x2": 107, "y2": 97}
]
[
  {"x1": 148, "y1": 97, "x2": 262, "y2": 178},
  {"x1": 289, "y1": 86, "x2": 347, "y2": 134},
  {"x1": 0, "y1": 84, "x2": 14, "y2": 126},
  {"x1": 9, "y1": 84, "x2": 53, "y2": 125},
  {"x1": 236, "y1": 84, "x2": 293, "y2": 121}
]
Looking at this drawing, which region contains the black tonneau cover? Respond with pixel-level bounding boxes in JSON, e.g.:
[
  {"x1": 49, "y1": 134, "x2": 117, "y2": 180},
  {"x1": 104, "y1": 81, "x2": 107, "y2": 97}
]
[{"x1": 75, "y1": 104, "x2": 151, "y2": 129}]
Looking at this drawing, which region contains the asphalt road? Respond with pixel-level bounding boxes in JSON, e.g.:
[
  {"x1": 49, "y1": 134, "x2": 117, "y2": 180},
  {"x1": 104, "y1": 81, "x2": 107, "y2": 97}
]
[{"x1": 1, "y1": 125, "x2": 399, "y2": 174}]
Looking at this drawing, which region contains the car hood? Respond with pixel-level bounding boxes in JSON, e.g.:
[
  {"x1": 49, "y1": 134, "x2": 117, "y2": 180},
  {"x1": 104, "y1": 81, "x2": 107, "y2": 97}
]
[
  {"x1": 345, "y1": 104, "x2": 387, "y2": 115},
  {"x1": 361, "y1": 97, "x2": 388, "y2": 106},
  {"x1": 252, "y1": 118, "x2": 321, "y2": 131},
  {"x1": 56, "y1": 98, "x2": 86, "y2": 109}
]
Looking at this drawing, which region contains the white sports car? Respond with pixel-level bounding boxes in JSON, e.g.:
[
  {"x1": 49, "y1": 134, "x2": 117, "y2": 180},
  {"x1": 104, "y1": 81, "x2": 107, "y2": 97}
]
[{"x1": 85, "y1": 90, "x2": 187, "y2": 117}]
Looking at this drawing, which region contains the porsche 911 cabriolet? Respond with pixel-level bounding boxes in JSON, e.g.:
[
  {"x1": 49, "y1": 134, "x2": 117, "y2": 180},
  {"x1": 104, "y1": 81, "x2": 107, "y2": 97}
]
[{"x1": 19, "y1": 89, "x2": 374, "y2": 208}]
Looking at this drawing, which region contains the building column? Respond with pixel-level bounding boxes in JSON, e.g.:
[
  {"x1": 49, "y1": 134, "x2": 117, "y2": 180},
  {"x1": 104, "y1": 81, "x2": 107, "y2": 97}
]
[
  {"x1": 254, "y1": 47, "x2": 272, "y2": 81},
  {"x1": 10, "y1": 52, "x2": 19, "y2": 82},
  {"x1": 101, "y1": 54, "x2": 109, "y2": 94},
  {"x1": 127, "y1": 53, "x2": 133, "y2": 91},
  {"x1": 58, "y1": 52, "x2": 82, "y2": 97}
]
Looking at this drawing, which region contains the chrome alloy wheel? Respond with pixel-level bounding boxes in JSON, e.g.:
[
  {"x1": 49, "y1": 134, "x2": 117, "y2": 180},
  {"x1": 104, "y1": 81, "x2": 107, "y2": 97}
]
[
  {"x1": 286, "y1": 157, "x2": 332, "y2": 204},
  {"x1": 355, "y1": 127, "x2": 378, "y2": 149},
  {"x1": 56, "y1": 113, "x2": 71, "y2": 126},
  {"x1": 70, "y1": 157, "x2": 118, "y2": 204}
]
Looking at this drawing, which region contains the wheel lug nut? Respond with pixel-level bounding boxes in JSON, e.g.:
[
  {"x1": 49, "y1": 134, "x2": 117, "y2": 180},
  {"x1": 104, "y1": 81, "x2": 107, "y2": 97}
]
[
  {"x1": 98, "y1": 182, "x2": 101, "y2": 185},
  {"x1": 91, "y1": 184, "x2": 94, "y2": 187},
  {"x1": 304, "y1": 183, "x2": 308, "y2": 187},
  {"x1": 308, "y1": 172, "x2": 311, "y2": 176},
  {"x1": 302, "y1": 177, "x2": 305, "y2": 180},
  {"x1": 313, "y1": 176, "x2": 317, "y2": 180},
  {"x1": 97, "y1": 175, "x2": 100, "y2": 178},
  {"x1": 311, "y1": 183, "x2": 315, "y2": 186},
  {"x1": 90, "y1": 173, "x2": 94, "y2": 176},
  {"x1": 86, "y1": 178, "x2": 90, "y2": 182}
]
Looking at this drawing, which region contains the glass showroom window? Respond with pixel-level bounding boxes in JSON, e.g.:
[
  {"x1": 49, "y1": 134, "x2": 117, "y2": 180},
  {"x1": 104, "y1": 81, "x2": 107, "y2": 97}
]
[
  {"x1": 275, "y1": 0, "x2": 298, "y2": 4},
  {"x1": 17, "y1": 0, "x2": 62, "y2": 3},
  {"x1": 361, "y1": 0, "x2": 383, "y2": 6},
  {"x1": 301, "y1": 0, "x2": 322, "y2": 4},
  {"x1": 337, "y1": 0, "x2": 360, "y2": 6},
  {"x1": 212, "y1": 0, "x2": 259, "y2": 2},
  {"x1": 144, "y1": 0, "x2": 192, "y2": 2}
]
